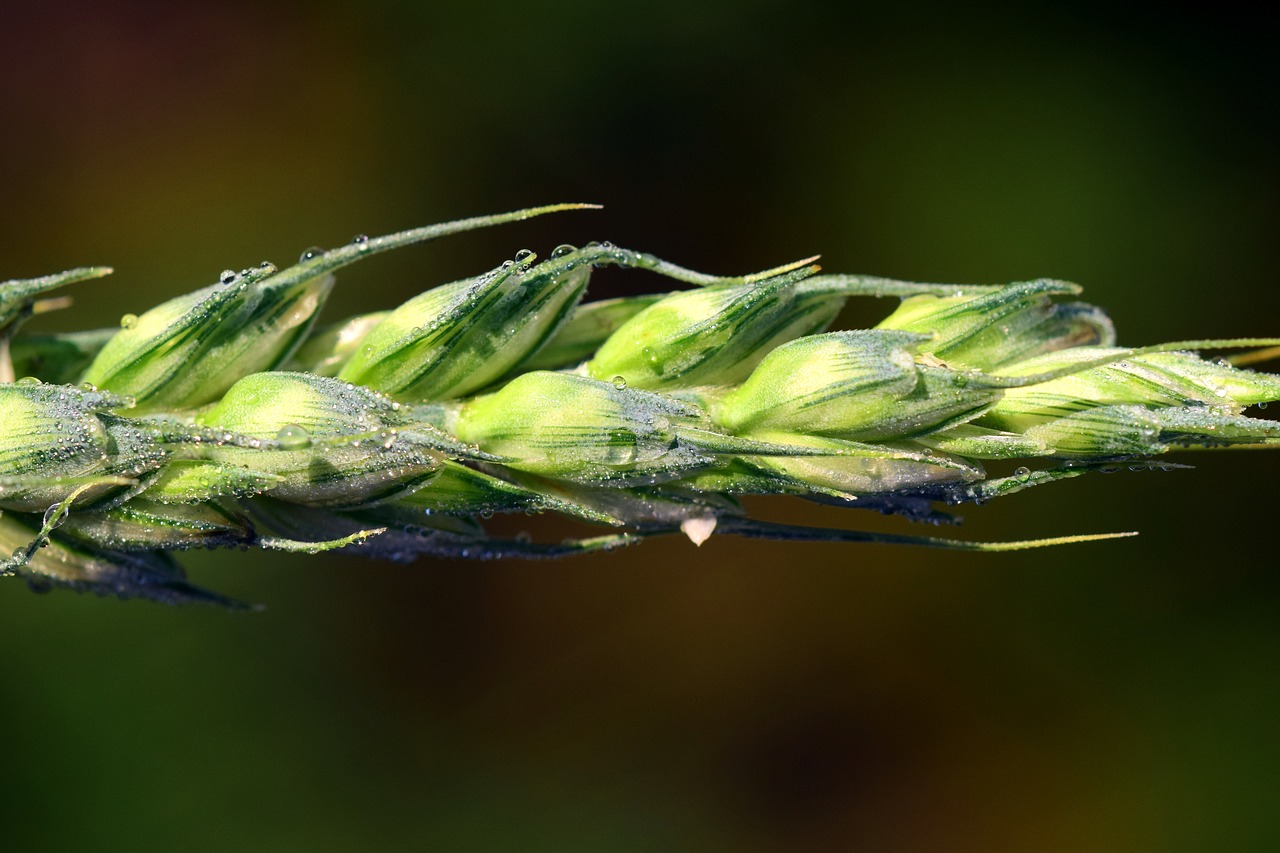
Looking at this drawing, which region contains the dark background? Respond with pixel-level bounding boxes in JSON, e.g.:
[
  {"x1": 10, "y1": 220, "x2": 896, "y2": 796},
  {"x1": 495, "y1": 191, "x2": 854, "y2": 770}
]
[{"x1": 2, "y1": 3, "x2": 1278, "y2": 850}]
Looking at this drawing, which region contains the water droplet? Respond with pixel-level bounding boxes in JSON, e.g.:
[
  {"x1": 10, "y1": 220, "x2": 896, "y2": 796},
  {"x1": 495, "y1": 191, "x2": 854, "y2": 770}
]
[
  {"x1": 1013, "y1": 466, "x2": 1031, "y2": 479},
  {"x1": 299, "y1": 246, "x2": 325, "y2": 262},
  {"x1": 611, "y1": 375, "x2": 628, "y2": 390},
  {"x1": 275, "y1": 424, "x2": 312, "y2": 450},
  {"x1": 220, "y1": 270, "x2": 238, "y2": 285},
  {"x1": 680, "y1": 516, "x2": 717, "y2": 547},
  {"x1": 604, "y1": 429, "x2": 638, "y2": 466},
  {"x1": 1258, "y1": 401, "x2": 1269, "y2": 410},
  {"x1": 513, "y1": 249, "x2": 535, "y2": 264},
  {"x1": 604, "y1": 443, "x2": 637, "y2": 466},
  {"x1": 352, "y1": 234, "x2": 370, "y2": 251},
  {"x1": 551, "y1": 243, "x2": 576, "y2": 258},
  {"x1": 119, "y1": 313, "x2": 138, "y2": 329},
  {"x1": 42, "y1": 502, "x2": 68, "y2": 530}
]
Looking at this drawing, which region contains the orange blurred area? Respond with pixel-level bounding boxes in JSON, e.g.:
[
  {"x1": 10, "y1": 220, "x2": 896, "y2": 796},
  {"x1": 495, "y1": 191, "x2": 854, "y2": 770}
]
[{"x1": 3, "y1": 3, "x2": 1279, "y2": 850}]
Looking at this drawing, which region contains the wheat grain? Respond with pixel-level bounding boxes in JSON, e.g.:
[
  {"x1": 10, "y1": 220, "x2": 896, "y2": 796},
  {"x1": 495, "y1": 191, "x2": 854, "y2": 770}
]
[{"x1": 1, "y1": 205, "x2": 1277, "y2": 606}]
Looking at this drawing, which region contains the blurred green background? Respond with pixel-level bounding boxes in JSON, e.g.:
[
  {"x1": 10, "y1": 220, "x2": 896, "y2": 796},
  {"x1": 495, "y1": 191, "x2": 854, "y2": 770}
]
[{"x1": 3, "y1": 3, "x2": 1278, "y2": 850}]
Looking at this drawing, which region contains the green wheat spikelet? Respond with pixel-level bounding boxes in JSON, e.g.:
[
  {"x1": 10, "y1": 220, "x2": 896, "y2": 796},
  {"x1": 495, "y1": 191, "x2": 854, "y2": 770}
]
[{"x1": 2, "y1": 205, "x2": 1276, "y2": 607}]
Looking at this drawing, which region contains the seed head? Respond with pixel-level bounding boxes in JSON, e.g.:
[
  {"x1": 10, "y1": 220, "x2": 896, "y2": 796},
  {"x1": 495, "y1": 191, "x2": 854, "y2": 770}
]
[
  {"x1": 3, "y1": 205, "x2": 1277, "y2": 606},
  {"x1": 451, "y1": 371, "x2": 709, "y2": 483},
  {"x1": 587, "y1": 265, "x2": 835, "y2": 389},
  {"x1": 0, "y1": 382, "x2": 160, "y2": 512},
  {"x1": 80, "y1": 262, "x2": 328, "y2": 413},
  {"x1": 195, "y1": 372, "x2": 453, "y2": 508},
  {"x1": 876, "y1": 279, "x2": 1115, "y2": 370},
  {"x1": 715, "y1": 331, "x2": 1000, "y2": 441},
  {"x1": 338, "y1": 250, "x2": 591, "y2": 401},
  {"x1": 983, "y1": 347, "x2": 1280, "y2": 432}
]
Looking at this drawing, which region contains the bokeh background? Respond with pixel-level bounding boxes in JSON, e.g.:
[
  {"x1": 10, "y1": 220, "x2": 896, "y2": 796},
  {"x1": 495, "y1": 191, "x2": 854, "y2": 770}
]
[{"x1": 3, "y1": 3, "x2": 1278, "y2": 850}]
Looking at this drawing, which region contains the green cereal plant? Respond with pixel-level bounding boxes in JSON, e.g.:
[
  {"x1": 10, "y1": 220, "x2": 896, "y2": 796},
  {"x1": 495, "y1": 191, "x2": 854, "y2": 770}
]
[{"x1": 1, "y1": 205, "x2": 1277, "y2": 607}]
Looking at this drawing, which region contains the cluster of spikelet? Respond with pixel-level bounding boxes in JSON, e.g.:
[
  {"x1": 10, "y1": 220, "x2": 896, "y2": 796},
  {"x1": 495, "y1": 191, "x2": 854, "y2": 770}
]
[{"x1": 1, "y1": 205, "x2": 1277, "y2": 606}]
